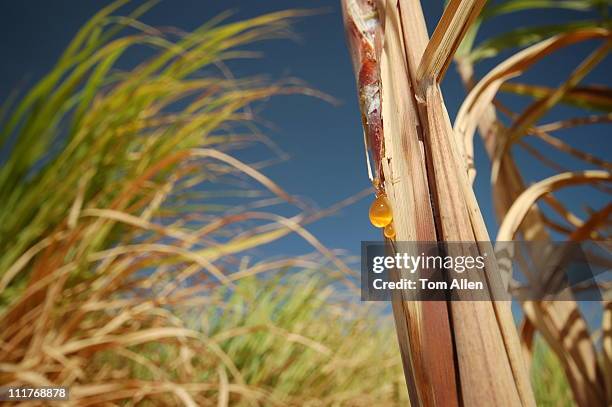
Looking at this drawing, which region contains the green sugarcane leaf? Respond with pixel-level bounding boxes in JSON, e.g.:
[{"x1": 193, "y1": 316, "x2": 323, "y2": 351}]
[
  {"x1": 456, "y1": 0, "x2": 606, "y2": 56},
  {"x1": 469, "y1": 20, "x2": 608, "y2": 61},
  {"x1": 483, "y1": 0, "x2": 604, "y2": 18}
]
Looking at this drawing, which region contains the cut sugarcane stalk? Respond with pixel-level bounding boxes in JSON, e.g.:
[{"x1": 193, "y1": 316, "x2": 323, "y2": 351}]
[{"x1": 341, "y1": 0, "x2": 536, "y2": 405}]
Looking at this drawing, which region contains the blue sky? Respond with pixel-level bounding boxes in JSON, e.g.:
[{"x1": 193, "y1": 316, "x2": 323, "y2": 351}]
[{"x1": 0, "y1": 0, "x2": 610, "y2": 260}]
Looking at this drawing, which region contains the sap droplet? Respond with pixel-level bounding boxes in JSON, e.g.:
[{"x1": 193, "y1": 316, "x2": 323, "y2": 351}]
[
  {"x1": 369, "y1": 195, "x2": 392, "y2": 228},
  {"x1": 384, "y1": 223, "x2": 396, "y2": 239}
]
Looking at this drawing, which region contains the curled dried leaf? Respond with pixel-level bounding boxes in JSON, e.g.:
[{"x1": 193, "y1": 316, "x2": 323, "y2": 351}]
[{"x1": 497, "y1": 170, "x2": 612, "y2": 241}]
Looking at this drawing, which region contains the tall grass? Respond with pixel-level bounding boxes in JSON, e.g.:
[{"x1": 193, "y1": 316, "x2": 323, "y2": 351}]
[
  {"x1": 0, "y1": 3, "x2": 406, "y2": 405},
  {"x1": 531, "y1": 340, "x2": 575, "y2": 407}
]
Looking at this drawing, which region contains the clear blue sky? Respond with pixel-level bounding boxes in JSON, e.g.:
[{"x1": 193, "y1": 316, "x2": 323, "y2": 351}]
[{"x1": 0, "y1": 0, "x2": 609, "y2": 259}]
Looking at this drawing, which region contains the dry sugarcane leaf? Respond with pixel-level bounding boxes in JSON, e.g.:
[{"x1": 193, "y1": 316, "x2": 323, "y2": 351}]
[
  {"x1": 491, "y1": 165, "x2": 608, "y2": 406},
  {"x1": 496, "y1": 170, "x2": 611, "y2": 242},
  {"x1": 567, "y1": 203, "x2": 612, "y2": 241},
  {"x1": 523, "y1": 300, "x2": 607, "y2": 406},
  {"x1": 457, "y1": 75, "x2": 606, "y2": 407},
  {"x1": 508, "y1": 40, "x2": 611, "y2": 145},
  {"x1": 501, "y1": 83, "x2": 612, "y2": 112},
  {"x1": 494, "y1": 177, "x2": 609, "y2": 404},
  {"x1": 535, "y1": 205, "x2": 611, "y2": 306},
  {"x1": 519, "y1": 317, "x2": 536, "y2": 369},
  {"x1": 543, "y1": 194, "x2": 599, "y2": 232},
  {"x1": 536, "y1": 113, "x2": 612, "y2": 132},
  {"x1": 453, "y1": 14, "x2": 608, "y2": 407},
  {"x1": 454, "y1": 28, "x2": 611, "y2": 176},
  {"x1": 462, "y1": 101, "x2": 548, "y2": 241},
  {"x1": 528, "y1": 128, "x2": 612, "y2": 170},
  {"x1": 491, "y1": 40, "x2": 611, "y2": 183}
]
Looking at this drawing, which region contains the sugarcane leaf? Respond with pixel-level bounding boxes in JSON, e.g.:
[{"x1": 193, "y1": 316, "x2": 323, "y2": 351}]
[
  {"x1": 496, "y1": 170, "x2": 611, "y2": 241},
  {"x1": 509, "y1": 40, "x2": 610, "y2": 142},
  {"x1": 491, "y1": 40, "x2": 610, "y2": 185},
  {"x1": 501, "y1": 82, "x2": 612, "y2": 111},
  {"x1": 455, "y1": 28, "x2": 610, "y2": 191},
  {"x1": 469, "y1": 20, "x2": 607, "y2": 61},
  {"x1": 456, "y1": 0, "x2": 604, "y2": 57},
  {"x1": 483, "y1": 0, "x2": 602, "y2": 18}
]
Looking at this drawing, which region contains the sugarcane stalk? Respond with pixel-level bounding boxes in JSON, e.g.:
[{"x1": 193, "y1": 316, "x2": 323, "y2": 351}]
[
  {"x1": 341, "y1": 0, "x2": 535, "y2": 405},
  {"x1": 342, "y1": 2, "x2": 459, "y2": 405}
]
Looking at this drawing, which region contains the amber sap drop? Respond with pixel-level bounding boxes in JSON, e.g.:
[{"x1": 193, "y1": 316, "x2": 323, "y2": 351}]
[
  {"x1": 383, "y1": 223, "x2": 396, "y2": 239},
  {"x1": 369, "y1": 195, "x2": 392, "y2": 228}
]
